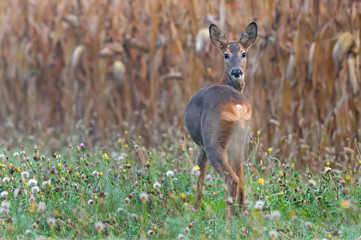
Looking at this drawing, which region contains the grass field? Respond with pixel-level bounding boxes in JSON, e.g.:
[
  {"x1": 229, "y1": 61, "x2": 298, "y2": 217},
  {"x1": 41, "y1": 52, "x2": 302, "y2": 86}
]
[{"x1": 0, "y1": 133, "x2": 361, "y2": 239}]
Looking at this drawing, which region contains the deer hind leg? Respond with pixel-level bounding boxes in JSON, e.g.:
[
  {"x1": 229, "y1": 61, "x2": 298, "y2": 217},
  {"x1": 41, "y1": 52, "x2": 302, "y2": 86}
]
[
  {"x1": 237, "y1": 163, "x2": 246, "y2": 212},
  {"x1": 204, "y1": 147, "x2": 239, "y2": 218},
  {"x1": 194, "y1": 147, "x2": 208, "y2": 210}
]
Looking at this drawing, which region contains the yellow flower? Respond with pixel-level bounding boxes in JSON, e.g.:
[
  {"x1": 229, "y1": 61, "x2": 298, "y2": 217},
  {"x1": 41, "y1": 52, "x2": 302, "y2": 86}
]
[
  {"x1": 324, "y1": 166, "x2": 327, "y2": 170},
  {"x1": 48, "y1": 183, "x2": 52, "y2": 187},
  {"x1": 25, "y1": 182, "x2": 28, "y2": 186},
  {"x1": 118, "y1": 138, "x2": 122, "y2": 143},
  {"x1": 76, "y1": 172, "x2": 79, "y2": 176},
  {"x1": 138, "y1": 135, "x2": 142, "y2": 139},
  {"x1": 345, "y1": 175, "x2": 351, "y2": 181},
  {"x1": 181, "y1": 193, "x2": 186, "y2": 199},
  {"x1": 279, "y1": 171, "x2": 284, "y2": 176},
  {"x1": 327, "y1": 161, "x2": 330, "y2": 166},
  {"x1": 328, "y1": 234, "x2": 331, "y2": 238},
  {"x1": 124, "y1": 130, "x2": 128, "y2": 134},
  {"x1": 41, "y1": 141, "x2": 44, "y2": 146},
  {"x1": 154, "y1": 225, "x2": 157, "y2": 230},
  {"x1": 104, "y1": 153, "x2": 109, "y2": 161},
  {"x1": 193, "y1": 165, "x2": 200, "y2": 170},
  {"x1": 94, "y1": 195, "x2": 98, "y2": 200},
  {"x1": 180, "y1": 143, "x2": 184, "y2": 149},
  {"x1": 124, "y1": 144, "x2": 128, "y2": 148},
  {"x1": 34, "y1": 145, "x2": 37, "y2": 150},
  {"x1": 99, "y1": 172, "x2": 103, "y2": 176},
  {"x1": 267, "y1": 148, "x2": 272, "y2": 153},
  {"x1": 342, "y1": 179, "x2": 345, "y2": 184},
  {"x1": 340, "y1": 199, "x2": 352, "y2": 209},
  {"x1": 16, "y1": 168, "x2": 20, "y2": 172},
  {"x1": 257, "y1": 178, "x2": 265, "y2": 185},
  {"x1": 58, "y1": 163, "x2": 61, "y2": 168},
  {"x1": 1, "y1": 221, "x2": 4, "y2": 226},
  {"x1": 77, "y1": 146, "x2": 80, "y2": 150},
  {"x1": 213, "y1": 192, "x2": 216, "y2": 196},
  {"x1": 123, "y1": 169, "x2": 126, "y2": 172},
  {"x1": 2, "y1": 168, "x2": 5, "y2": 171}
]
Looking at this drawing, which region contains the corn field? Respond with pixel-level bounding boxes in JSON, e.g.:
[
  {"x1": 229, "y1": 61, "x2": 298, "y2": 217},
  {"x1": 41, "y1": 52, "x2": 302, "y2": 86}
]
[{"x1": 0, "y1": 0, "x2": 360, "y2": 169}]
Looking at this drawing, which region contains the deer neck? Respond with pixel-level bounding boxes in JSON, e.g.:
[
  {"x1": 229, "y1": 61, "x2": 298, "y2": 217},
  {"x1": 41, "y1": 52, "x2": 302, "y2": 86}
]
[{"x1": 218, "y1": 72, "x2": 244, "y2": 93}]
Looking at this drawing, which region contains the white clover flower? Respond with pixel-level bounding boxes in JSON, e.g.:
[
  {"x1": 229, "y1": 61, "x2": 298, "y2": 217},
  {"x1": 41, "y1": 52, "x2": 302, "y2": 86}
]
[
  {"x1": 153, "y1": 181, "x2": 161, "y2": 189},
  {"x1": 93, "y1": 171, "x2": 99, "y2": 176},
  {"x1": 1, "y1": 191, "x2": 8, "y2": 198},
  {"x1": 269, "y1": 230, "x2": 279, "y2": 239},
  {"x1": 308, "y1": 179, "x2": 317, "y2": 187},
  {"x1": 28, "y1": 179, "x2": 38, "y2": 187},
  {"x1": 42, "y1": 180, "x2": 51, "y2": 187},
  {"x1": 21, "y1": 171, "x2": 30, "y2": 179},
  {"x1": 46, "y1": 217, "x2": 56, "y2": 228},
  {"x1": 1, "y1": 201, "x2": 10, "y2": 210},
  {"x1": 191, "y1": 165, "x2": 201, "y2": 176},
  {"x1": 25, "y1": 229, "x2": 32, "y2": 235},
  {"x1": 254, "y1": 200, "x2": 264, "y2": 210},
  {"x1": 166, "y1": 170, "x2": 174, "y2": 177},
  {"x1": 139, "y1": 192, "x2": 149, "y2": 203},
  {"x1": 31, "y1": 186, "x2": 40, "y2": 194},
  {"x1": 147, "y1": 230, "x2": 155, "y2": 235},
  {"x1": 37, "y1": 202, "x2": 46, "y2": 213},
  {"x1": 88, "y1": 199, "x2": 95, "y2": 205},
  {"x1": 94, "y1": 221, "x2": 105, "y2": 233},
  {"x1": 2, "y1": 177, "x2": 10, "y2": 183},
  {"x1": 270, "y1": 210, "x2": 281, "y2": 220}
]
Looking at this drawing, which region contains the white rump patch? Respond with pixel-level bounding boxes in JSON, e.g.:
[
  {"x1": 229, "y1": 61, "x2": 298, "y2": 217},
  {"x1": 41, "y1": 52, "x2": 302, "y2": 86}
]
[{"x1": 236, "y1": 104, "x2": 243, "y2": 113}]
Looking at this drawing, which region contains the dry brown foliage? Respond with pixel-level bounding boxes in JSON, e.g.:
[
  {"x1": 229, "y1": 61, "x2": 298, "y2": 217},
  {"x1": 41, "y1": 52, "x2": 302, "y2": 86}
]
[{"x1": 0, "y1": 0, "x2": 360, "y2": 168}]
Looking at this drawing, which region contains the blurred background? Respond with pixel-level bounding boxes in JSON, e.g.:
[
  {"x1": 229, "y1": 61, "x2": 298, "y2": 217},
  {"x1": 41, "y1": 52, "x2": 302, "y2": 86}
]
[{"x1": 0, "y1": 0, "x2": 360, "y2": 168}]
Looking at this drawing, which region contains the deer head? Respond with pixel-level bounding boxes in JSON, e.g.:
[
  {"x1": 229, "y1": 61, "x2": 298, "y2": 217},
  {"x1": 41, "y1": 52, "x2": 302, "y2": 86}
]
[{"x1": 209, "y1": 22, "x2": 257, "y2": 91}]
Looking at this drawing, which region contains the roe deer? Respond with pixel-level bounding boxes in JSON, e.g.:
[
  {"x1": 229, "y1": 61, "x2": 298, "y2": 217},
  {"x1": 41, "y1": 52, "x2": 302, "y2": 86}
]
[{"x1": 185, "y1": 22, "x2": 257, "y2": 216}]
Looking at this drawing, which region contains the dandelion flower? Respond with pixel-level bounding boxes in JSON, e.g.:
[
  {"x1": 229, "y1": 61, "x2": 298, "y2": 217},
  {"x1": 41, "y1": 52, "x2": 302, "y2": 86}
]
[
  {"x1": 153, "y1": 181, "x2": 161, "y2": 189},
  {"x1": 340, "y1": 199, "x2": 352, "y2": 209},
  {"x1": 37, "y1": 202, "x2": 46, "y2": 213},
  {"x1": 147, "y1": 230, "x2": 155, "y2": 235},
  {"x1": 2, "y1": 177, "x2": 10, "y2": 183},
  {"x1": 28, "y1": 179, "x2": 38, "y2": 187},
  {"x1": 21, "y1": 171, "x2": 30, "y2": 179},
  {"x1": 257, "y1": 178, "x2": 265, "y2": 185},
  {"x1": 270, "y1": 210, "x2": 281, "y2": 220},
  {"x1": 88, "y1": 199, "x2": 95, "y2": 205},
  {"x1": 269, "y1": 230, "x2": 279, "y2": 239},
  {"x1": 94, "y1": 221, "x2": 105, "y2": 233},
  {"x1": 13, "y1": 152, "x2": 20, "y2": 157},
  {"x1": 46, "y1": 217, "x2": 56, "y2": 228},
  {"x1": 31, "y1": 186, "x2": 40, "y2": 194},
  {"x1": 308, "y1": 179, "x2": 317, "y2": 187},
  {"x1": 139, "y1": 192, "x2": 149, "y2": 203},
  {"x1": 325, "y1": 167, "x2": 331, "y2": 173},
  {"x1": 254, "y1": 200, "x2": 264, "y2": 210},
  {"x1": 1, "y1": 191, "x2": 8, "y2": 198},
  {"x1": 166, "y1": 170, "x2": 174, "y2": 177}
]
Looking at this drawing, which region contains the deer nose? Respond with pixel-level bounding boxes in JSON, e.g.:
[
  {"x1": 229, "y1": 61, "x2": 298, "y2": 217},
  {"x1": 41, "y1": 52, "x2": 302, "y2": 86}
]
[{"x1": 231, "y1": 69, "x2": 243, "y2": 78}]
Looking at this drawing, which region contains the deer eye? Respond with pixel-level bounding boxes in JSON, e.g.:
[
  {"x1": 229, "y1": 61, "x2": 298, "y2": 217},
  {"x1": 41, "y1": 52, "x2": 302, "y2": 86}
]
[
  {"x1": 224, "y1": 53, "x2": 229, "y2": 59},
  {"x1": 242, "y1": 52, "x2": 246, "y2": 58}
]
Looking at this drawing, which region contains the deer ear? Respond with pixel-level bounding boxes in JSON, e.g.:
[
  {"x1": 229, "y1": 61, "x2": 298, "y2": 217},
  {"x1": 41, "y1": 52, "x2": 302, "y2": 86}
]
[
  {"x1": 209, "y1": 24, "x2": 228, "y2": 50},
  {"x1": 239, "y1": 22, "x2": 257, "y2": 48}
]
